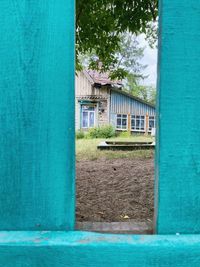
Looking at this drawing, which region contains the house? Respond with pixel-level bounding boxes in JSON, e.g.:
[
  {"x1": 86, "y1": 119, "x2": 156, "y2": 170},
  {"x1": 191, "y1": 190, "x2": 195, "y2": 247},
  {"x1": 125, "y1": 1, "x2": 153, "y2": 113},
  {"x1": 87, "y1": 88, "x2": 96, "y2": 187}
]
[{"x1": 75, "y1": 70, "x2": 156, "y2": 134}]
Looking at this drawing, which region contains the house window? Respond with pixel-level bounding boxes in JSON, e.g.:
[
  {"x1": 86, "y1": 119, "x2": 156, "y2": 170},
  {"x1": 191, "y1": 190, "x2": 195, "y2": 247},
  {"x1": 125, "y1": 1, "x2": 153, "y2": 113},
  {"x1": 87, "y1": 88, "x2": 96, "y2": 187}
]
[
  {"x1": 116, "y1": 114, "x2": 127, "y2": 130},
  {"x1": 131, "y1": 115, "x2": 145, "y2": 132},
  {"x1": 82, "y1": 105, "x2": 95, "y2": 128},
  {"x1": 149, "y1": 116, "x2": 155, "y2": 131}
]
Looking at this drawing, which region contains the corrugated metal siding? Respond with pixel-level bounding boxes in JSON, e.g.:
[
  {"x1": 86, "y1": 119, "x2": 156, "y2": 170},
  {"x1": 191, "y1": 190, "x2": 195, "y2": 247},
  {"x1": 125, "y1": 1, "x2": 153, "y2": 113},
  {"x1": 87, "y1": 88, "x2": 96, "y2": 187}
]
[
  {"x1": 110, "y1": 91, "x2": 155, "y2": 116},
  {"x1": 110, "y1": 113, "x2": 117, "y2": 128}
]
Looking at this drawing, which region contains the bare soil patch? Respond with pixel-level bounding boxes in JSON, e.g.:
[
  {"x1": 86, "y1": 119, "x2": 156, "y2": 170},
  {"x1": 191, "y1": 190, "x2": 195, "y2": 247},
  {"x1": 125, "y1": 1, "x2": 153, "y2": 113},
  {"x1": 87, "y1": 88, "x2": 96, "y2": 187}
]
[{"x1": 76, "y1": 158, "x2": 154, "y2": 223}]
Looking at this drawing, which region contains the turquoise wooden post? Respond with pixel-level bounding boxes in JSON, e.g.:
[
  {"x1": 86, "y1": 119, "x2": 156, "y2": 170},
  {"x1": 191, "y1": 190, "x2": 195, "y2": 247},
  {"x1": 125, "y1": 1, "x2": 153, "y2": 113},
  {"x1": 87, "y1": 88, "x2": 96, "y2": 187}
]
[
  {"x1": 155, "y1": 0, "x2": 200, "y2": 234},
  {"x1": 1, "y1": 1, "x2": 200, "y2": 267},
  {"x1": 0, "y1": 1, "x2": 75, "y2": 231}
]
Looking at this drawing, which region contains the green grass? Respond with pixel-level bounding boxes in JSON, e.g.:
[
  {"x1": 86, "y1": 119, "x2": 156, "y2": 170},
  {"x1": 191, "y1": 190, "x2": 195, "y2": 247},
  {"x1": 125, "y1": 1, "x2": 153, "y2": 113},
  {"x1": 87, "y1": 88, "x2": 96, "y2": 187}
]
[{"x1": 76, "y1": 135, "x2": 154, "y2": 161}]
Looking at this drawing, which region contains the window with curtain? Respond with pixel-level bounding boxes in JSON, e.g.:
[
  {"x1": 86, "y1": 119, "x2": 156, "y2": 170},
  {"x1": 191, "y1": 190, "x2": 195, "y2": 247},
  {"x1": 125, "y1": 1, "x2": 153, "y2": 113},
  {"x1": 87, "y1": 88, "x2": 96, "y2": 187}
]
[{"x1": 82, "y1": 105, "x2": 95, "y2": 128}]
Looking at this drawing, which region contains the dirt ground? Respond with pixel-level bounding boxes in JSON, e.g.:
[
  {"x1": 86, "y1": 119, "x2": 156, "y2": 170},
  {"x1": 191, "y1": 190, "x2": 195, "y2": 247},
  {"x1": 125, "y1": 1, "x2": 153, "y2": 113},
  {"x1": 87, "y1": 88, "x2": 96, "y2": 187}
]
[{"x1": 76, "y1": 158, "x2": 154, "y2": 223}]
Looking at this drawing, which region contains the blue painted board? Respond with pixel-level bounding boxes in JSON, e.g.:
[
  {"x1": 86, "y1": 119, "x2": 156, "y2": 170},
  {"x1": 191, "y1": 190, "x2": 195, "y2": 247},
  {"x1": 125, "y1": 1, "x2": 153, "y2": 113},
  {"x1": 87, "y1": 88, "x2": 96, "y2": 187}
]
[
  {"x1": 155, "y1": 0, "x2": 200, "y2": 234},
  {"x1": 0, "y1": 0, "x2": 200, "y2": 266},
  {"x1": 0, "y1": 1, "x2": 75, "y2": 230},
  {"x1": 0, "y1": 231, "x2": 200, "y2": 266}
]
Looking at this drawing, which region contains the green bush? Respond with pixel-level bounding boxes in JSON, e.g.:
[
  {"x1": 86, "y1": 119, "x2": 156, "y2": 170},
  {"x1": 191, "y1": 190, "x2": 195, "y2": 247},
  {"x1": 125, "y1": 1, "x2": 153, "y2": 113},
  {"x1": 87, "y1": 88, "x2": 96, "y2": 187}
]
[
  {"x1": 88, "y1": 127, "x2": 100, "y2": 138},
  {"x1": 88, "y1": 125, "x2": 116, "y2": 139},
  {"x1": 99, "y1": 125, "x2": 116, "y2": 138},
  {"x1": 76, "y1": 130, "x2": 85, "y2": 139}
]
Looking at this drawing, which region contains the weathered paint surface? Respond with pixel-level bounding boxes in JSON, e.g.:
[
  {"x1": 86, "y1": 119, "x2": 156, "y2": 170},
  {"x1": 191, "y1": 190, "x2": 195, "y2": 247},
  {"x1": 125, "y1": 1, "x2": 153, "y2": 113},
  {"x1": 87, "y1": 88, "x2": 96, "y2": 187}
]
[
  {"x1": 155, "y1": 0, "x2": 200, "y2": 234},
  {"x1": 110, "y1": 90, "x2": 155, "y2": 131},
  {"x1": 1, "y1": 0, "x2": 200, "y2": 266},
  {"x1": 0, "y1": 1, "x2": 75, "y2": 230},
  {"x1": 0, "y1": 231, "x2": 200, "y2": 266},
  {"x1": 110, "y1": 90, "x2": 155, "y2": 116}
]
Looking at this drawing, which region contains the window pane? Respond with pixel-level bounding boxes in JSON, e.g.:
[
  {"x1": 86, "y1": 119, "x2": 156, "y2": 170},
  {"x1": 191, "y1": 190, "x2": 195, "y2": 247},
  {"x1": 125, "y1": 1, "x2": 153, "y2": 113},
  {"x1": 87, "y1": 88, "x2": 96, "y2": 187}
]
[
  {"x1": 122, "y1": 119, "x2": 127, "y2": 126},
  {"x1": 82, "y1": 105, "x2": 94, "y2": 111},
  {"x1": 89, "y1": 112, "x2": 95, "y2": 127},
  {"x1": 82, "y1": 112, "x2": 88, "y2": 128},
  {"x1": 117, "y1": 118, "x2": 121, "y2": 127},
  {"x1": 122, "y1": 119, "x2": 127, "y2": 129},
  {"x1": 149, "y1": 120, "x2": 155, "y2": 129},
  {"x1": 136, "y1": 119, "x2": 140, "y2": 127},
  {"x1": 117, "y1": 114, "x2": 127, "y2": 129},
  {"x1": 141, "y1": 120, "x2": 145, "y2": 129},
  {"x1": 82, "y1": 105, "x2": 87, "y2": 110}
]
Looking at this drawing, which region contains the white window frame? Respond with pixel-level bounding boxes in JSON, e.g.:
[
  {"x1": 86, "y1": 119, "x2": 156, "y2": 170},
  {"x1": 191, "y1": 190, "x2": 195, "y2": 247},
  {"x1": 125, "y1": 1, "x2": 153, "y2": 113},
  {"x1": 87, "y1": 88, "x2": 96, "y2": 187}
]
[
  {"x1": 81, "y1": 105, "x2": 95, "y2": 129},
  {"x1": 116, "y1": 114, "x2": 128, "y2": 131},
  {"x1": 131, "y1": 115, "x2": 146, "y2": 132}
]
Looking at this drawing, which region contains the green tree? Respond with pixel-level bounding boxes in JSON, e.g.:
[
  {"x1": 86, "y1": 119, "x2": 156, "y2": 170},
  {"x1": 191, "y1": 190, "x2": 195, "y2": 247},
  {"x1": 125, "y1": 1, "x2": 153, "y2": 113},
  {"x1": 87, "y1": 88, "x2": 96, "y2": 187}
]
[
  {"x1": 125, "y1": 73, "x2": 156, "y2": 104},
  {"x1": 76, "y1": 0, "x2": 158, "y2": 78},
  {"x1": 79, "y1": 32, "x2": 147, "y2": 80},
  {"x1": 113, "y1": 32, "x2": 147, "y2": 80}
]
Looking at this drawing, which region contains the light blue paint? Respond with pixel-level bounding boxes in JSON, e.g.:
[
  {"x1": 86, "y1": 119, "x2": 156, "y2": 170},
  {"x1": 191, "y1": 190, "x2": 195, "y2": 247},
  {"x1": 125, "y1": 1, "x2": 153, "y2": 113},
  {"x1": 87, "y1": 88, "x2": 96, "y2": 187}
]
[
  {"x1": 110, "y1": 90, "x2": 155, "y2": 116},
  {"x1": 155, "y1": 0, "x2": 200, "y2": 234},
  {"x1": 110, "y1": 113, "x2": 117, "y2": 128},
  {"x1": 0, "y1": 231, "x2": 200, "y2": 266},
  {"x1": 0, "y1": 1, "x2": 75, "y2": 230}
]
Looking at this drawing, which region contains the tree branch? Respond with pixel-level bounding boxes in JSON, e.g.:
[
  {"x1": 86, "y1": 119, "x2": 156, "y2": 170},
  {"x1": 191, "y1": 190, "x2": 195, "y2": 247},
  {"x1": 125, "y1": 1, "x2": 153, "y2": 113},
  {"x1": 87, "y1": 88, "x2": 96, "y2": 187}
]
[{"x1": 149, "y1": 2, "x2": 157, "y2": 21}]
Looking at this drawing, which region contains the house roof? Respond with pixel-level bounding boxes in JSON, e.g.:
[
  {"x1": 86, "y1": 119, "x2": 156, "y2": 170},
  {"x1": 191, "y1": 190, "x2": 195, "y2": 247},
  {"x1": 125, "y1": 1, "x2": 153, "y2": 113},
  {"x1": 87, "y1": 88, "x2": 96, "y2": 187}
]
[
  {"x1": 85, "y1": 70, "x2": 122, "y2": 87},
  {"x1": 82, "y1": 70, "x2": 155, "y2": 109}
]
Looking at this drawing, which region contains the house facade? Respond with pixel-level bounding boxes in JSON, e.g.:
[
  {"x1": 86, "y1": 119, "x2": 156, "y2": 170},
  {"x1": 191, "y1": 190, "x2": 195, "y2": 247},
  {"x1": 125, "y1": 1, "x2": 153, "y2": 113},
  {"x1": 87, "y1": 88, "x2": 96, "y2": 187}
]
[{"x1": 75, "y1": 70, "x2": 156, "y2": 134}]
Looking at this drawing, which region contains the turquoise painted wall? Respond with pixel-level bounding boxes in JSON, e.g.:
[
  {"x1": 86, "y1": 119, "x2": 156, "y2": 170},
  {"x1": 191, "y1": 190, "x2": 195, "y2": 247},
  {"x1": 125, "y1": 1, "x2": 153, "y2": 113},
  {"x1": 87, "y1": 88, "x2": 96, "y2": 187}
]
[
  {"x1": 0, "y1": 232, "x2": 200, "y2": 267},
  {"x1": 0, "y1": 0, "x2": 200, "y2": 266},
  {"x1": 0, "y1": 1, "x2": 75, "y2": 230},
  {"x1": 155, "y1": 0, "x2": 200, "y2": 234}
]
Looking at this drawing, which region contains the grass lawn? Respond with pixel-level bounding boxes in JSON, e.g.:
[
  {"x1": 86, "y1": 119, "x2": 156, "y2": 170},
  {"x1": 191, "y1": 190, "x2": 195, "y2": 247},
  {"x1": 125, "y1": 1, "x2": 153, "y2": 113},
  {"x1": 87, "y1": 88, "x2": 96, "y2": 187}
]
[{"x1": 76, "y1": 135, "x2": 154, "y2": 161}]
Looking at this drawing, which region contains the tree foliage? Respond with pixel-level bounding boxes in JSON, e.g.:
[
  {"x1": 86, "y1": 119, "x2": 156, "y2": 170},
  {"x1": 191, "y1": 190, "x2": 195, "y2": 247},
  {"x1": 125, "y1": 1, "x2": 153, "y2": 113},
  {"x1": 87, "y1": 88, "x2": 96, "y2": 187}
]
[
  {"x1": 115, "y1": 32, "x2": 147, "y2": 80},
  {"x1": 76, "y1": 0, "x2": 158, "y2": 78},
  {"x1": 125, "y1": 73, "x2": 156, "y2": 105}
]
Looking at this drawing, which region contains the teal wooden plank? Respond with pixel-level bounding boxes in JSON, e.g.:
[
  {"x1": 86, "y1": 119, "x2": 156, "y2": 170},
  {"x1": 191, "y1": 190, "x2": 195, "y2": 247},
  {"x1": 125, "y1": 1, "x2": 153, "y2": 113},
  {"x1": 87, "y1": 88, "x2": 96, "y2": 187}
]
[
  {"x1": 0, "y1": 1, "x2": 75, "y2": 230},
  {"x1": 155, "y1": 0, "x2": 200, "y2": 234},
  {"x1": 0, "y1": 231, "x2": 200, "y2": 266}
]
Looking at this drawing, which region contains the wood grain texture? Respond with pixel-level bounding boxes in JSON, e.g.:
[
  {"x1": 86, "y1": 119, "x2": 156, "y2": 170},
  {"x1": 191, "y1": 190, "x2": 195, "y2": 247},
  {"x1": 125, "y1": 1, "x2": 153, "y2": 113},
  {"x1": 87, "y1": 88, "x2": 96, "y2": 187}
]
[
  {"x1": 0, "y1": 1, "x2": 75, "y2": 230},
  {"x1": 155, "y1": 0, "x2": 200, "y2": 234},
  {"x1": 0, "y1": 231, "x2": 200, "y2": 267}
]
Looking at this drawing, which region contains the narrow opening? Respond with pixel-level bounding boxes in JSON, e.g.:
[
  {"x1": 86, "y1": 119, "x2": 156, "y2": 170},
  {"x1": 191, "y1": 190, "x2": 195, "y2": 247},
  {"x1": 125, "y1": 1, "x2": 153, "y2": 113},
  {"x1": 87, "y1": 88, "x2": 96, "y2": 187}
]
[{"x1": 75, "y1": 2, "x2": 158, "y2": 234}]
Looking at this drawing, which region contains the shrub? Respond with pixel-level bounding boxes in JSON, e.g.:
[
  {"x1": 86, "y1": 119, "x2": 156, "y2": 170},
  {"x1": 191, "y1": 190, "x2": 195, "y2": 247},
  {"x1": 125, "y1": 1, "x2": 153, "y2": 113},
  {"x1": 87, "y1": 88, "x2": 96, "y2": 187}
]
[
  {"x1": 76, "y1": 130, "x2": 85, "y2": 139},
  {"x1": 88, "y1": 125, "x2": 116, "y2": 139},
  {"x1": 88, "y1": 127, "x2": 100, "y2": 138},
  {"x1": 99, "y1": 125, "x2": 116, "y2": 138}
]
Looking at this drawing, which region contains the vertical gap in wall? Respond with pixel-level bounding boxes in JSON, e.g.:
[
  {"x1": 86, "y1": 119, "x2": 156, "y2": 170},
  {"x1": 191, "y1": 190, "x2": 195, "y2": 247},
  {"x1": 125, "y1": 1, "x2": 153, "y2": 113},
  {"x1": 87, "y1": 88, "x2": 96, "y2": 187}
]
[{"x1": 75, "y1": 33, "x2": 157, "y2": 235}]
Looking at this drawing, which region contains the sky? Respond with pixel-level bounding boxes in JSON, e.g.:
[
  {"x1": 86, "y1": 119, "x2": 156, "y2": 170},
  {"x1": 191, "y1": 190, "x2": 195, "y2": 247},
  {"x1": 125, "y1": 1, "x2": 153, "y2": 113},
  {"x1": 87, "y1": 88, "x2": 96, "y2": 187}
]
[{"x1": 137, "y1": 34, "x2": 158, "y2": 87}]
